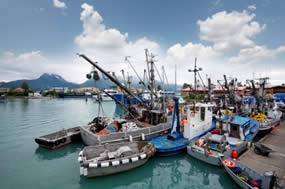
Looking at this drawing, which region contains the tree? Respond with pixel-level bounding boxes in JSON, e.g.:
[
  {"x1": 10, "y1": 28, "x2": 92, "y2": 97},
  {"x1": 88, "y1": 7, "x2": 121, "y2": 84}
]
[
  {"x1": 182, "y1": 83, "x2": 189, "y2": 89},
  {"x1": 21, "y1": 82, "x2": 29, "y2": 91}
]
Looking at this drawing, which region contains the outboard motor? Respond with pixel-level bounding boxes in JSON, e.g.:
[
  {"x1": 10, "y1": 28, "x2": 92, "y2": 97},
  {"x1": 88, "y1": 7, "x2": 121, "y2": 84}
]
[{"x1": 261, "y1": 171, "x2": 275, "y2": 189}]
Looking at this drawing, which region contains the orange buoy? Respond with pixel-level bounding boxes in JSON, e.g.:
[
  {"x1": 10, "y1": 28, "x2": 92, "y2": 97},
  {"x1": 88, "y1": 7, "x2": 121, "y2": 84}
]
[
  {"x1": 168, "y1": 104, "x2": 174, "y2": 111},
  {"x1": 181, "y1": 119, "x2": 188, "y2": 126},
  {"x1": 208, "y1": 149, "x2": 213, "y2": 155},
  {"x1": 231, "y1": 150, "x2": 238, "y2": 159}
]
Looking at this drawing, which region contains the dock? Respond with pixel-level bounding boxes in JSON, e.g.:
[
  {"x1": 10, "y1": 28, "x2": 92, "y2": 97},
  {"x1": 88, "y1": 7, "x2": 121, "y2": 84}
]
[{"x1": 238, "y1": 122, "x2": 285, "y2": 187}]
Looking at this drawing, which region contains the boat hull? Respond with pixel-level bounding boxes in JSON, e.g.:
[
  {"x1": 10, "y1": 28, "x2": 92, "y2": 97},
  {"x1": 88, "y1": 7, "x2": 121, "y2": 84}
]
[
  {"x1": 35, "y1": 127, "x2": 81, "y2": 150},
  {"x1": 84, "y1": 158, "x2": 149, "y2": 178},
  {"x1": 80, "y1": 122, "x2": 172, "y2": 146}
]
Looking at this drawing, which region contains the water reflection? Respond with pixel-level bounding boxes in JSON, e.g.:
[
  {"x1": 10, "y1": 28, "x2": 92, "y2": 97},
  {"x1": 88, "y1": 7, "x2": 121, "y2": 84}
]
[
  {"x1": 35, "y1": 142, "x2": 84, "y2": 160},
  {"x1": 77, "y1": 153, "x2": 237, "y2": 189}
]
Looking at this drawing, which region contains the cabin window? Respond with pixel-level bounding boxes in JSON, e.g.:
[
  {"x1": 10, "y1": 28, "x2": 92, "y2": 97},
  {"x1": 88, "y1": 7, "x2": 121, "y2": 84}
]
[
  {"x1": 208, "y1": 107, "x2": 212, "y2": 112},
  {"x1": 200, "y1": 107, "x2": 206, "y2": 121},
  {"x1": 196, "y1": 107, "x2": 199, "y2": 112},
  {"x1": 243, "y1": 123, "x2": 249, "y2": 131}
]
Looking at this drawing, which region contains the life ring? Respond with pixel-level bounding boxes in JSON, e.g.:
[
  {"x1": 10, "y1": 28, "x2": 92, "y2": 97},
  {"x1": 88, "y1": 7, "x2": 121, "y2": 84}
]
[{"x1": 222, "y1": 159, "x2": 236, "y2": 168}]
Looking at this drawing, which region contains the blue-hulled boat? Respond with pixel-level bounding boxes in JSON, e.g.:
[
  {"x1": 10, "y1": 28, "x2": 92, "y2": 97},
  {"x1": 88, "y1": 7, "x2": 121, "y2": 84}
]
[
  {"x1": 149, "y1": 97, "x2": 189, "y2": 156},
  {"x1": 0, "y1": 95, "x2": 7, "y2": 103}
]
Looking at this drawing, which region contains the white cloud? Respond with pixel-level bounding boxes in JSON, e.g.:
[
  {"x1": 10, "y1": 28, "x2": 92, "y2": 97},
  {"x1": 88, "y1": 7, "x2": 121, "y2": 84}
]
[
  {"x1": 248, "y1": 5, "x2": 256, "y2": 10},
  {"x1": 229, "y1": 45, "x2": 285, "y2": 63},
  {"x1": 52, "y1": 0, "x2": 66, "y2": 9},
  {"x1": 74, "y1": 3, "x2": 161, "y2": 82},
  {"x1": 198, "y1": 10, "x2": 265, "y2": 51},
  {"x1": 75, "y1": 3, "x2": 159, "y2": 57}
]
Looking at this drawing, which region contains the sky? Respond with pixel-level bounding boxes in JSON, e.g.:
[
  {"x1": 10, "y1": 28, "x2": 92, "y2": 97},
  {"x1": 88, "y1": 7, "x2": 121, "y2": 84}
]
[{"x1": 1, "y1": 0, "x2": 285, "y2": 86}]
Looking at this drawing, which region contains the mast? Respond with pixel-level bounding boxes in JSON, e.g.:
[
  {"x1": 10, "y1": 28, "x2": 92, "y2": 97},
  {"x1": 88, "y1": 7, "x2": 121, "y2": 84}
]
[
  {"x1": 174, "y1": 64, "x2": 177, "y2": 94},
  {"x1": 188, "y1": 57, "x2": 202, "y2": 94},
  {"x1": 145, "y1": 49, "x2": 156, "y2": 109}
]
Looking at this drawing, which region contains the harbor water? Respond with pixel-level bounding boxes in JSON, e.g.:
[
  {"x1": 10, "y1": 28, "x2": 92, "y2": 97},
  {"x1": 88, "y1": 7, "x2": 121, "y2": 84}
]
[{"x1": 0, "y1": 98, "x2": 238, "y2": 189}]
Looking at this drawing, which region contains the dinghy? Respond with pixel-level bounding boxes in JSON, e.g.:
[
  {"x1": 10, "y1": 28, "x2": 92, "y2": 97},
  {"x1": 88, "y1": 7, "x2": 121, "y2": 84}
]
[
  {"x1": 78, "y1": 141, "x2": 155, "y2": 178},
  {"x1": 221, "y1": 157, "x2": 277, "y2": 189}
]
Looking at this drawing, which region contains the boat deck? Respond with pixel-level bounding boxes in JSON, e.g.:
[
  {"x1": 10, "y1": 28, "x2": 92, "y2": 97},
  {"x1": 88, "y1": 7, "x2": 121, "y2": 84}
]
[{"x1": 238, "y1": 122, "x2": 285, "y2": 187}]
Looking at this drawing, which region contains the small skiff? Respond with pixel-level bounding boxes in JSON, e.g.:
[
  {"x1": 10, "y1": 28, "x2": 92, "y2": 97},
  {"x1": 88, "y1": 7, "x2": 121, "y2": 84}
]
[{"x1": 78, "y1": 141, "x2": 156, "y2": 178}]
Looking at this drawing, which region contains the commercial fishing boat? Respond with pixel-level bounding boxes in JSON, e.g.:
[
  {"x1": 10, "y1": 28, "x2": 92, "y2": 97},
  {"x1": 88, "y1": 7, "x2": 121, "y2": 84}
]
[
  {"x1": 148, "y1": 97, "x2": 190, "y2": 156},
  {"x1": 187, "y1": 116, "x2": 260, "y2": 166},
  {"x1": 150, "y1": 100, "x2": 216, "y2": 156},
  {"x1": 77, "y1": 53, "x2": 172, "y2": 146}
]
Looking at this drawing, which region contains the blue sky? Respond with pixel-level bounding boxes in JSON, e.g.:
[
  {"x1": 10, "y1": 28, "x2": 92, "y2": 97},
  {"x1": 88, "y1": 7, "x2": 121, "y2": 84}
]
[{"x1": 1, "y1": 0, "x2": 285, "y2": 85}]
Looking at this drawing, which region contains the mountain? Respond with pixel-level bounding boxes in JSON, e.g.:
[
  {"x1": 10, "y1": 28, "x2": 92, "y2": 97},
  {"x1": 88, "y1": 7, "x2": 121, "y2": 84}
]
[
  {"x1": 80, "y1": 78, "x2": 116, "y2": 89},
  {"x1": 1, "y1": 73, "x2": 181, "y2": 91},
  {"x1": 2, "y1": 73, "x2": 80, "y2": 91}
]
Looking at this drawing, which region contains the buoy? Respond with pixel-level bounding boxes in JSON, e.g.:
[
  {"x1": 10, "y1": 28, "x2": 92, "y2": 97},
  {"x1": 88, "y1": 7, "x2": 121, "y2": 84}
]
[
  {"x1": 208, "y1": 149, "x2": 213, "y2": 155},
  {"x1": 122, "y1": 159, "x2": 130, "y2": 164},
  {"x1": 140, "y1": 153, "x2": 147, "y2": 159},
  {"x1": 80, "y1": 167, "x2": 84, "y2": 176},
  {"x1": 272, "y1": 126, "x2": 276, "y2": 130},
  {"x1": 111, "y1": 160, "x2": 120, "y2": 166},
  {"x1": 101, "y1": 162, "x2": 109, "y2": 167},
  {"x1": 89, "y1": 163, "x2": 98, "y2": 168},
  {"x1": 83, "y1": 168, "x2": 88, "y2": 176},
  {"x1": 131, "y1": 156, "x2": 139, "y2": 162},
  {"x1": 231, "y1": 150, "x2": 238, "y2": 159},
  {"x1": 141, "y1": 133, "x2": 145, "y2": 141}
]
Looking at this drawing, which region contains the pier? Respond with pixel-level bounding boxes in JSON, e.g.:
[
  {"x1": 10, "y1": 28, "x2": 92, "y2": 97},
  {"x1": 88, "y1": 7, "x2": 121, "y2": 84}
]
[{"x1": 239, "y1": 122, "x2": 285, "y2": 186}]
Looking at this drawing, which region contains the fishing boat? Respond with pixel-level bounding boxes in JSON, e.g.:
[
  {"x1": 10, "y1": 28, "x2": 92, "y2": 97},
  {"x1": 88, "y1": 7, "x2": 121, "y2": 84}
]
[
  {"x1": 187, "y1": 116, "x2": 259, "y2": 166},
  {"x1": 77, "y1": 53, "x2": 172, "y2": 146},
  {"x1": 0, "y1": 95, "x2": 7, "y2": 103},
  {"x1": 80, "y1": 115, "x2": 171, "y2": 146},
  {"x1": 113, "y1": 93, "x2": 145, "y2": 105},
  {"x1": 35, "y1": 127, "x2": 81, "y2": 150},
  {"x1": 250, "y1": 105, "x2": 282, "y2": 136},
  {"x1": 149, "y1": 97, "x2": 190, "y2": 156},
  {"x1": 221, "y1": 157, "x2": 277, "y2": 189},
  {"x1": 150, "y1": 99, "x2": 217, "y2": 156},
  {"x1": 187, "y1": 133, "x2": 227, "y2": 166},
  {"x1": 96, "y1": 89, "x2": 118, "y2": 102},
  {"x1": 78, "y1": 141, "x2": 156, "y2": 178}
]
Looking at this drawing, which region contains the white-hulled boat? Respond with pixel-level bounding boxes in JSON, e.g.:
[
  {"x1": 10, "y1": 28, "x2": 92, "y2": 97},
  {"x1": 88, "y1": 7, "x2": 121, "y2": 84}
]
[
  {"x1": 188, "y1": 115, "x2": 260, "y2": 166},
  {"x1": 80, "y1": 115, "x2": 172, "y2": 146},
  {"x1": 78, "y1": 141, "x2": 155, "y2": 178}
]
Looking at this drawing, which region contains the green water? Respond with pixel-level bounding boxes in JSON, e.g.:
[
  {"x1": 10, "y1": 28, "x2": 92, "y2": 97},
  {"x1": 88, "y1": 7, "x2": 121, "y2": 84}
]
[{"x1": 0, "y1": 98, "x2": 238, "y2": 189}]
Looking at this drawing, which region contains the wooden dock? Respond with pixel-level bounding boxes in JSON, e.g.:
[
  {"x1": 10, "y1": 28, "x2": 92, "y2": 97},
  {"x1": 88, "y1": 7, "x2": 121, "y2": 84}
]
[{"x1": 239, "y1": 122, "x2": 285, "y2": 187}]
